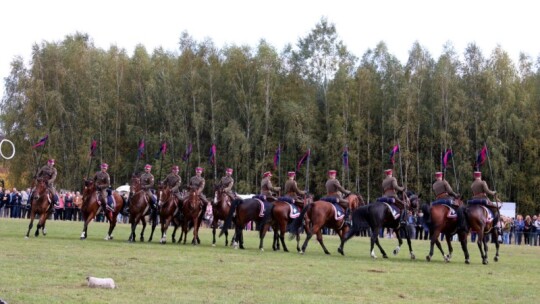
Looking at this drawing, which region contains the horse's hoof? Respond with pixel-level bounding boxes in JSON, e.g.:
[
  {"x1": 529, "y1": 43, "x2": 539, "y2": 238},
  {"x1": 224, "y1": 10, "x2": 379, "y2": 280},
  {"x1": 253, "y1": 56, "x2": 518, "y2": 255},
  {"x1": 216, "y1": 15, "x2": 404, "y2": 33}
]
[
  {"x1": 444, "y1": 257, "x2": 450, "y2": 263},
  {"x1": 109, "y1": 236, "x2": 114, "y2": 240},
  {"x1": 465, "y1": 259, "x2": 470, "y2": 264},
  {"x1": 160, "y1": 240, "x2": 166, "y2": 245},
  {"x1": 426, "y1": 256, "x2": 431, "y2": 262},
  {"x1": 494, "y1": 256, "x2": 499, "y2": 262},
  {"x1": 25, "y1": 236, "x2": 29, "y2": 239},
  {"x1": 371, "y1": 255, "x2": 377, "y2": 259},
  {"x1": 482, "y1": 259, "x2": 488, "y2": 265},
  {"x1": 80, "y1": 237, "x2": 85, "y2": 240},
  {"x1": 338, "y1": 248, "x2": 344, "y2": 256},
  {"x1": 300, "y1": 251, "x2": 304, "y2": 255},
  {"x1": 393, "y1": 250, "x2": 398, "y2": 255},
  {"x1": 212, "y1": 244, "x2": 216, "y2": 247},
  {"x1": 382, "y1": 255, "x2": 388, "y2": 259},
  {"x1": 260, "y1": 248, "x2": 264, "y2": 252},
  {"x1": 283, "y1": 248, "x2": 289, "y2": 253},
  {"x1": 410, "y1": 253, "x2": 416, "y2": 260}
]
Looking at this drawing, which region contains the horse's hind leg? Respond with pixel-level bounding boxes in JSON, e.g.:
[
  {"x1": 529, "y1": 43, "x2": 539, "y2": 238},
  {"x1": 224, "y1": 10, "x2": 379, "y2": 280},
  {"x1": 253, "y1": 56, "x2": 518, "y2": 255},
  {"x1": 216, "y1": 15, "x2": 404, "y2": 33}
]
[
  {"x1": 279, "y1": 225, "x2": 289, "y2": 252},
  {"x1": 476, "y1": 232, "x2": 487, "y2": 264},
  {"x1": 444, "y1": 233, "x2": 454, "y2": 262},
  {"x1": 106, "y1": 215, "x2": 117, "y2": 240},
  {"x1": 140, "y1": 217, "x2": 147, "y2": 242},
  {"x1": 314, "y1": 227, "x2": 330, "y2": 255},
  {"x1": 493, "y1": 230, "x2": 500, "y2": 262},
  {"x1": 458, "y1": 231, "x2": 470, "y2": 264},
  {"x1": 372, "y1": 229, "x2": 387, "y2": 258}
]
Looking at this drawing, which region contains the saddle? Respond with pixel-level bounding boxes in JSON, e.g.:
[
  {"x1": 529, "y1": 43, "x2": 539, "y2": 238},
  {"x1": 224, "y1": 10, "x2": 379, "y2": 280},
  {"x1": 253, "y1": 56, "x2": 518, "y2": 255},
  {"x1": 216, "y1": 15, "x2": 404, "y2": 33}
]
[
  {"x1": 432, "y1": 198, "x2": 455, "y2": 206},
  {"x1": 320, "y1": 196, "x2": 339, "y2": 204},
  {"x1": 376, "y1": 196, "x2": 395, "y2": 204}
]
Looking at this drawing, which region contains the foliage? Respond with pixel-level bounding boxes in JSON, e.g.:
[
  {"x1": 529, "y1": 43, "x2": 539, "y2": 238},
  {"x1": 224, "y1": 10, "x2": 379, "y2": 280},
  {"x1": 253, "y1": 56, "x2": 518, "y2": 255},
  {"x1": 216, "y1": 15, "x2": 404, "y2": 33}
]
[{"x1": 1, "y1": 19, "x2": 540, "y2": 214}]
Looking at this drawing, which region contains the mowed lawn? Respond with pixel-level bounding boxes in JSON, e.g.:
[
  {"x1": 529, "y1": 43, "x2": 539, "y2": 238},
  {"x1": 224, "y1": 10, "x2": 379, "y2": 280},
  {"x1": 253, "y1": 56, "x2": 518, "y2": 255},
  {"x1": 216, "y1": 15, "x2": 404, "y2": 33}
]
[{"x1": 0, "y1": 218, "x2": 538, "y2": 304}]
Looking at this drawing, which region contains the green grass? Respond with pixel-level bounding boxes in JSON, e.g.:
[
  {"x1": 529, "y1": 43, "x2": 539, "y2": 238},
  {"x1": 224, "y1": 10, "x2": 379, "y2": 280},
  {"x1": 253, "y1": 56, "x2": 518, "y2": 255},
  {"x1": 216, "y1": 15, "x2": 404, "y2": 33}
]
[{"x1": 0, "y1": 218, "x2": 538, "y2": 304}]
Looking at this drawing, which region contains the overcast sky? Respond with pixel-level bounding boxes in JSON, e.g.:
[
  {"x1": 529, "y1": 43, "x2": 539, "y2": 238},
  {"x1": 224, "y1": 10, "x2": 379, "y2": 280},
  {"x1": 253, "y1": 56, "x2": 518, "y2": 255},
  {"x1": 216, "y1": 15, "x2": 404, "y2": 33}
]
[{"x1": 1, "y1": 0, "x2": 539, "y2": 99}]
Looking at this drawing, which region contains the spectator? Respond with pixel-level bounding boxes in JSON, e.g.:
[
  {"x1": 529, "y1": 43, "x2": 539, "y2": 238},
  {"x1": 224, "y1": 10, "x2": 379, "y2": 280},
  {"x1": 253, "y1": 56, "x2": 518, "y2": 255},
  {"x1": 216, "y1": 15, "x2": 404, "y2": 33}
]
[
  {"x1": 509, "y1": 217, "x2": 515, "y2": 245},
  {"x1": 416, "y1": 210, "x2": 425, "y2": 240},
  {"x1": 64, "y1": 192, "x2": 74, "y2": 221},
  {"x1": 405, "y1": 211, "x2": 416, "y2": 239},
  {"x1": 534, "y1": 214, "x2": 540, "y2": 246},
  {"x1": 515, "y1": 214, "x2": 524, "y2": 245},
  {"x1": 21, "y1": 189, "x2": 29, "y2": 219},
  {"x1": 10, "y1": 188, "x2": 21, "y2": 218},
  {"x1": 523, "y1": 215, "x2": 532, "y2": 245},
  {"x1": 54, "y1": 193, "x2": 65, "y2": 220},
  {"x1": 502, "y1": 216, "x2": 512, "y2": 245},
  {"x1": 73, "y1": 191, "x2": 82, "y2": 221},
  {"x1": 2, "y1": 189, "x2": 11, "y2": 217}
]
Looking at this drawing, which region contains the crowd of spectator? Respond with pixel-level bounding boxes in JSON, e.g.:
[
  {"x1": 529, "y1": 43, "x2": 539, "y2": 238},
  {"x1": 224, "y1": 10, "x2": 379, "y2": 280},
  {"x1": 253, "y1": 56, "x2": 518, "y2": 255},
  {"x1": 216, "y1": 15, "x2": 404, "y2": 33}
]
[{"x1": 0, "y1": 186, "x2": 86, "y2": 221}]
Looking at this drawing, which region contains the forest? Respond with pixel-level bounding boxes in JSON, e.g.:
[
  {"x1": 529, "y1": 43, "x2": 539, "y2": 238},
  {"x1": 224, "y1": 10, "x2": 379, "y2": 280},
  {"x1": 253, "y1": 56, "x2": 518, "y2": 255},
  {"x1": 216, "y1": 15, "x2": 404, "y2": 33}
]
[{"x1": 1, "y1": 18, "x2": 539, "y2": 215}]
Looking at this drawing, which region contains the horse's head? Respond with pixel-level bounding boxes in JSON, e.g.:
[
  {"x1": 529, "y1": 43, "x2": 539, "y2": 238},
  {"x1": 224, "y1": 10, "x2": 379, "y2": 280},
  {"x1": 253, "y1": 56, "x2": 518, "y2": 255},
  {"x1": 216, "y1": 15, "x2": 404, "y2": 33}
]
[
  {"x1": 404, "y1": 190, "x2": 420, "y2": 211},
  {"x1": 34, "y1": 178, "x2": 48, "y2": 195},
  {"x1": 130, "y1": 175, "x2": 141, "y2": 192},
  {"x1": 83, "y1": 179, "x2": 96, "y2": 194}
]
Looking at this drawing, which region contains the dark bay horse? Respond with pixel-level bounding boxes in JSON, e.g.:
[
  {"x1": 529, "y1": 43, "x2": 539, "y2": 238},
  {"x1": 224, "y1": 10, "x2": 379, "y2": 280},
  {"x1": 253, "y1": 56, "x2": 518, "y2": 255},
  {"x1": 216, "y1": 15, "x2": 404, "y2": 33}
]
[
  {"x1": 80, "y1": 179, "x2": 124, "y2": 240},
  {"x1": 421, "y1": 198, "x2": 468, "y2": 262},
  {"x1": 219, "y1": 197, "x2": 273, "y2": 251},
  {"x1": 127, "y1": 175, "x2": 155, "y2": 242},
  {"x1": 463, "y1": 202, "x2": 501, "y2": 264},
  {"x1": 268, "y1": 194, "x2": 314, "y2": 252},
  {"x1": 211, "y1": 185, "x2": 232, "y2": 247},
  {"x1": 180, "y1": 186, "x2": 204, "y2": 245},
  {"x1": 339, "y1": 191, "x2": 419, "y2": 259},
  {"x1": 156, "y1": 186, "x2": 182, "y2": 244},
  {"x1": 290, "y1": 193, "x2": 364, "y2": 255},
  {"x1": 26, "y1": 179, "x2": 53, "y2": 238}
]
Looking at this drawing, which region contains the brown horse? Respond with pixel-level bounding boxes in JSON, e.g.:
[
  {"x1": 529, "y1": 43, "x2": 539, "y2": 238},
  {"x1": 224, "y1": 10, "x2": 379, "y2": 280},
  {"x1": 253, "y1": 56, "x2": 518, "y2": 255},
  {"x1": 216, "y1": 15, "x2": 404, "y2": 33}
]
[
  {"x1": 156, "y1": 185, "x2": 182, "y2": 244},
  {"x1": 211, "y1": 185, "x2": 232, "y2": 246},
  {"x1": 421, "y1": 198, "x2": 469, "y2": 262},
  {"x1": 463, "y1": 201, "x2": 501, "y2": 264},
  {"x1": 268, "y1": 194, "x2": 314, "y2": 252},
  {"x1": 219, "y1": 197, "x2": 273, "y2": 251},
  {"x1": 127, "y1": 175, "x2": 155, "y2": 242},
  {"x1": 180, "y1": 186, "x2": 204, "y2": 245},
  {"x1": 80, "y1": 179, "x2": 124, "y2": 240},
  {"x1": 26, "y1": 178, "x2": 53, "y2": 238},
  {"x1": 339, "y1": 191, "x2": 419, "y2": 259},
  {"x1": 290, "y1": 193, "x2": 364, "y2": 255}
]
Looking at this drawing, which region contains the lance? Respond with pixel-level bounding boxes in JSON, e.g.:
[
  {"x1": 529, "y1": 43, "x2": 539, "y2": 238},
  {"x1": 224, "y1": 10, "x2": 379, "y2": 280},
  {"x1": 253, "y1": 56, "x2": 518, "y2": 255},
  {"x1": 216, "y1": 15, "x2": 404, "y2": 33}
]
[
  {"x1": 133, "y1": 138, "x2": 144, "y2": 176},
  {"x1": 397, "y1": 141, "x2": 405, "y2": 188},
  {"x1": 485, "y1": 142, "x2": 496, "y2": 191},
  {"x1": 305, "y1": 148, "x2": 311, "y2": 193},
  {"x1": 450, "y1": 146, "x2": 460, "y2": 193},
  {"x1": 278, "y1": 143, "x2": 281, "y2": 188}
]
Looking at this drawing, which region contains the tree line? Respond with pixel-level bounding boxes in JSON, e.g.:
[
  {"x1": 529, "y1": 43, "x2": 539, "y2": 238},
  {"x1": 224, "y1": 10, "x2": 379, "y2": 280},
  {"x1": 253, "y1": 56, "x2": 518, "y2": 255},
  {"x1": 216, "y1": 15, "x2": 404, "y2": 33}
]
[{"x1": 1, "y1": 18, "x2": 539, "y2": 215}]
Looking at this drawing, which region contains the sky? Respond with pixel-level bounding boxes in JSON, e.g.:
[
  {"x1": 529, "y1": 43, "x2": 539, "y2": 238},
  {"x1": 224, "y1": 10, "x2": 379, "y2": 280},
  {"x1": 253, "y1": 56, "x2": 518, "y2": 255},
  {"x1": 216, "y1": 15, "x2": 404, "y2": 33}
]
[{"x1": 1, "y1": 0, "x2": 539, "y2": 100}]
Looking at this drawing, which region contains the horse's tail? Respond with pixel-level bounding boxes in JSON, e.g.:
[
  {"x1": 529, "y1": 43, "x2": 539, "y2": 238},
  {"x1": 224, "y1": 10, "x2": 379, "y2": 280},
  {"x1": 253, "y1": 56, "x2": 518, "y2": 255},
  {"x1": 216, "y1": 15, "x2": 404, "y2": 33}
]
[
  {"x1": 346, "y1": 205, "x2": 370, "y2": 239},
  {"x1": 288, "y1": 203, "x2": 312, "y2": 234},
  {"x1": 219, "y1": 198, "x2": 242, "y2": 237},
  {"x1": 421, "y1": 203, "x2": 431, "y2": 226},
  {"x1": 457, "y1": 205, "x2": 469, "y2": 232}
]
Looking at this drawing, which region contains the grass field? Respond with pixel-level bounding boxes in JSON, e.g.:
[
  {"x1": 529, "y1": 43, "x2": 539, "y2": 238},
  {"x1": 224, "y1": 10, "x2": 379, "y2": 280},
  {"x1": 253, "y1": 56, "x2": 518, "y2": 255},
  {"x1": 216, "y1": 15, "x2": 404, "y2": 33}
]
[{"x1": 0, "y1": 218, "x2": 538, "y2": 304}]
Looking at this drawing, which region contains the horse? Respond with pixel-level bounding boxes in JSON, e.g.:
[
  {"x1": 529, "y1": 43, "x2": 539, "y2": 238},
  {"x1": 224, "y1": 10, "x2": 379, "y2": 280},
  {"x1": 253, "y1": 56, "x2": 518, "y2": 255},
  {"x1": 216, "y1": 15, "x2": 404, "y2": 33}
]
[
  {"x1": 289, "y1": 193, "x2": 365, "y2": 255},
  {"x1": 127, "y1": 175, "x2": 157, "y2": 242},
  {"x1": 421, "y1": 198, "x2": 469, "y2": 262},
  {"x1": 80, "y1": 179, "x2": 124, "y2": 240},
  {"x1": 155, "y1": 185, "x2": 182, "y2": 244},
  {"x1": 462, "y1": 200, "x2": 502, "y2": 264},
  {"x1": 219, "y1": 197, "x2": 273, "y2": 251},
  {"x1": 338, "y1": 190, "x2": 419, "y2": 259},
  {"x1": 25, "y1": 178, "x2": 53, "y2": 238},
  {"x1": 267, "y1": 194, "x2": 314, "y2": 252},
  {"x1": 210, "y1": 185, "x2": 233, "y2": 247},
  {"x1": 180, "y1": 186, "x2": 204, "y2": 245}
]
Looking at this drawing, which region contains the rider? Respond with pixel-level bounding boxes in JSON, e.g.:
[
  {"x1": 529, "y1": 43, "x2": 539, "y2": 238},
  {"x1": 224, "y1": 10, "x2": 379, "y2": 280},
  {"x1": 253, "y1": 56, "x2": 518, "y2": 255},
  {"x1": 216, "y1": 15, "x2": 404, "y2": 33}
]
[
  {"x1": 325, "y1": 169, "x2": 351, "y2": 211},
  {"x1": 34, "y1": 159, "x2": 59, "y2": 211},
  {"x1": 187, "y1": 167, "x2": 210, "y2": 207},
  {"x1": 470, "y1": 171, "x2": 500, "y2": 229},
  {"x1": 214, "y1": 168, "x2": 236, "y2": 205},
  {"x1": 141, "y1": 164, "x2": 157, "y2": 210},
  {"x1": 160, "y1": 165, "x2": 182, "y2": 205},
  {"x1": 284, "y1": 171, "x2": 305, "y2": 207},
  {"x1": 432, "y1": 171, "x2": 460, "y2": 207},
  {"x1": 93, "y1": 163, "x2": 114, "y2": 211},
  {"x1": 382, "y1": 169, "x2": 407, "y2": 226},
  {"x1": 260, "y1": 171, "x2": 280, "y2": 202}
]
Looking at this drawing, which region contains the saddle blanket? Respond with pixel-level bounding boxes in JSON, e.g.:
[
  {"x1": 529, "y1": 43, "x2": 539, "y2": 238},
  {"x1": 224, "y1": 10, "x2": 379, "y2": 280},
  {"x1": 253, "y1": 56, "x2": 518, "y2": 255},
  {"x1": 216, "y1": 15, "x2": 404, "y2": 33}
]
[
  {"x1": 479, "y1": 205, "x2": 494, "y2": 223},
  {"x1": 321, "y1": 196, "x2": 339, "y2": 204},
  {"x1": 383, "y1": 202, "x2": 401, "y2": 220},
  {"x1": 253, "y1": 198, "x2": 273, "y2": 218},
  {"x1": 441, "y1": 204, "x2": 457, "y2": 218},
  {"x1": 278, "y1": 197, "x2": 301, "y2": 218},
  {"x1": 332, "y1": 203, "x2": 345, "y2": 221}
]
